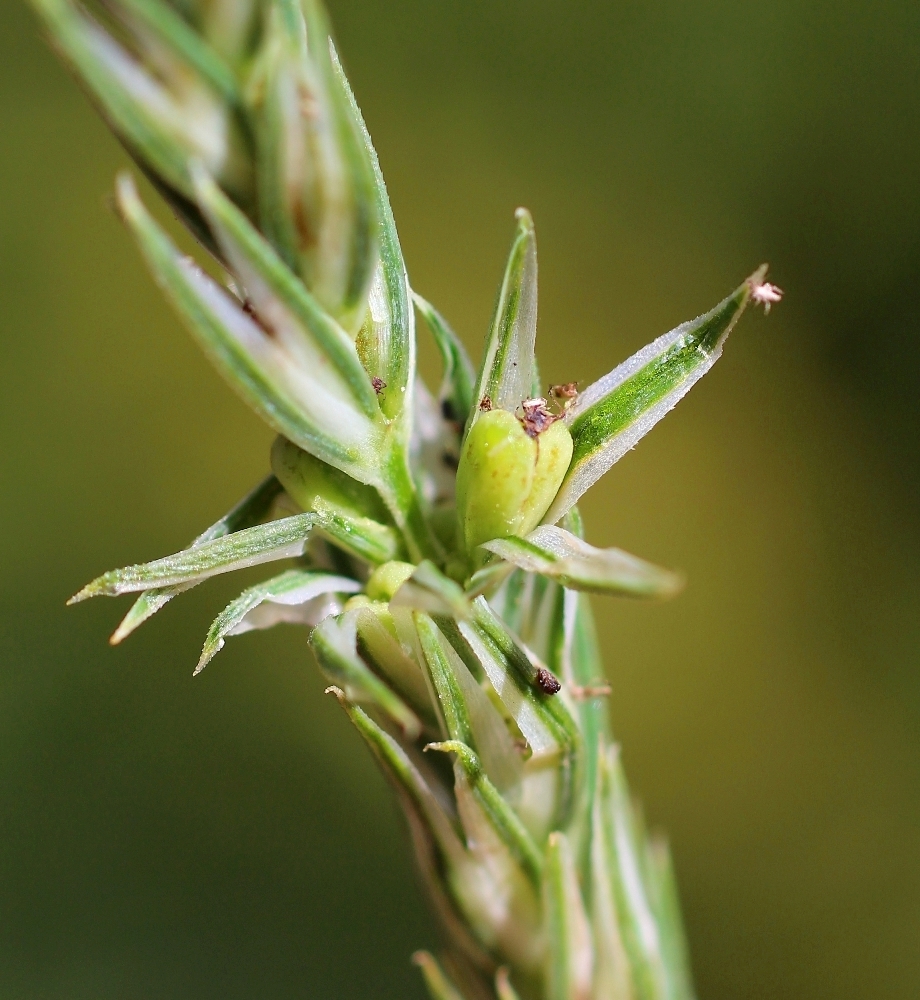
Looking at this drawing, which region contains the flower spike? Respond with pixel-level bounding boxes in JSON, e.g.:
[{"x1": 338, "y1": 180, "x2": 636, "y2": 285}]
[{"x1": 39, "y1": 0, "x2": 783, "y2": 995}]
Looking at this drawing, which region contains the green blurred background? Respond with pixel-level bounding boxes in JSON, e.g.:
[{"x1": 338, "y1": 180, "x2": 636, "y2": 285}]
[{"x1": 2, "y1": 0, "x2": 919, "y2": 996}]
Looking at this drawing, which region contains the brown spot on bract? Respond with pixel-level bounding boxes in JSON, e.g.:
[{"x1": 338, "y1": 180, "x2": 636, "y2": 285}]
[
  {"x1": 535, "y1": 667, "x2": 561, "y2": 695},
  {"x1": 372, "y1": 376, "x2": 387, "y2": 394},
  {"x1": 479, "y1": 395, "x2": 493, "y2": 411}
]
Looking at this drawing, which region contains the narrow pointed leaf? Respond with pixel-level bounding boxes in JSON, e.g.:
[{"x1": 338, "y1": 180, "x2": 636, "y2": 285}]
[
  {"x1": 426, "y1": 740, "x2": 544, "y2": 888},
  {"x1": 412, "y1": 952, "x2": 467, "y2": 1000},
  {"x1": 297, "y1": 2, "x2": 378, "y2": 331},
  {"x1": 546, "y1": 269, "x2": 763, "y2": 523},
  {"x1": 331, "y1": 45, "x2": 441, "y2": 563},
  {"x1": 249, "y1": 4, "x2": 302, "y2": 274},
  {"x1": 482, "y1": 526, "x2": 683, "y2": 598},
  {"x1": 468, "y1": 209, "x2": 537, "y2": 427},
  {"x1": 416, "y1": 613, "x2": 523, "y2": 793},
  {"x1": 332, "y1": 45, "x2": 413, "y2": 421},
  {"x1": 326, "y1": 686, "x2": 464, "y2": 855},
  {"x1": 312, "y1": 614, "x2": 421, "y2": 737},
  {"x1": 412, "y1": 292, "x2": 476, "y2": 429},
  {"x1": 471, "y1": 599, "x2": 580, "y2": 752},
  {"x1": 327, "y1": 687, "x2": 502, "y2": 972},
  {"x1": 31, "y1": 0, "x2": 250, "y2": 202},
  {"x1": 72, "y1": 513, "x2": 319, "y2": 601},
  {"x1": 448, "y1": 768, "x2": 546, "y2": 976},
  {"x1": 116, "y1": 175, "x2": 382, "y2": 480},
  {"x1": 196, "y1": 568, "x2": 360, "y2": 673},
  {"x1": 353, "y1": 607, "x2": 438, "y2": 729},
  {"x1": 463, "y1": 599, "x2": 583, "y2": 834},
  {"x1": 454, "y1": 616, "x2": 560, "y2": 761},
  {"x1": 416, "y1": 614, "x2": 475, "y2": 746},
  {"x1": 111, "y1": 473, "x2": 283, "y2": 643},
  {"x1": 590, "y1": 758, "x2": 638, "y2": 1000},
  {"x1": 595, "y1": 747, "x2": 670, "y2": 999},
  {"x1": 501, "y1": 571, "x2": 559, "y2": 666},
  {"x1": 252, "y1": 2, "x2": 378, "y2": 331},
  {"x1": 543, "y1": 832, "x2": 594, "y2": 1000},
  {"x1": 357, "y1": 261, "x2": 415, "y2": 422},
  {"x1": 647, "y1": 837, "x2": 695, "y2": 1000},
  {"x1": 192, "y1": 167, "x2": 380, "y2": 418},
  {"x1": 561, "y1": 587, "x2": 609, "y2": 885},
  {"x1": 111, "y1": 582, "x2": 185, "y2": 644}
]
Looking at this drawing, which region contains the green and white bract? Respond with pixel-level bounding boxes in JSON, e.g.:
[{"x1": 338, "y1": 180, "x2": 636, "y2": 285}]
[{"x1": 32, "y1": 0, "x2": 779, "y2": 996}]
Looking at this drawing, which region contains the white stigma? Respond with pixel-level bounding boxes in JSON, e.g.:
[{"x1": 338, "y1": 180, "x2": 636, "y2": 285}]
[{"x1": 751, "y1": 281, "x2": 784, "y2": 314}]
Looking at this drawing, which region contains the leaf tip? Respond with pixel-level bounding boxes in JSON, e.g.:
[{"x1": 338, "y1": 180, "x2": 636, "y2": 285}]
[
  {"x1": 658, "y1": 567, "x2": 686, "y2": 599},
  {"x1": 67, "y1": 584, "x2": 95, "y2": 605},
  {"x1": 114, "y1": 172, "x2": 140, "y2": 218},
  {"x1": 324, "y1": 684, "x2": 347, "y2": 704},
  {"x1": 747, "y1": 263, "x2": 770, "y2": 287},
  {"x1": 514, "y1": 206, "x2": 535, "y2": 234},
  {"x1": 109, "y1": 610, "x2": 139, "y2": 645},
  {"x1": 193, "y1": 640, "x2": 221, "y2": 676}
]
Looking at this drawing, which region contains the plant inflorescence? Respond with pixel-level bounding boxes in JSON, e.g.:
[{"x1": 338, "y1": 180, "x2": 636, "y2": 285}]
[{"x1": 30, "y1": 0, "x2": 780, "y2": 996}]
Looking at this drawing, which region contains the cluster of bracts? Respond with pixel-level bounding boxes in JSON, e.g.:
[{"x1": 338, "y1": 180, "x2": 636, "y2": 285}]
[{"x1": 35, "y1": 0, "x2": 779, "y2": 995}]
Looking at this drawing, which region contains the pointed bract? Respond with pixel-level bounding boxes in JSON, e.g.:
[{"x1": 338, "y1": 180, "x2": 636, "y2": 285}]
[
  {"x1": 543, "y1": 832, "x2": 594, "y2": 1000},
  {"x1": 427, "y1": 740, "x2": 544, "y2": 888},
  {"x1": 110, "y1": 474, "x2": 284, "y2": 644},
  {"x1": 469, "y1": 210, "x2": 538, "y2": 428},
  {"x1": 192, "y1": 166, "x2": 381, "y2": 418},
  {"x1": 413, "y1": 292, "x2": 477, "y2": 430},
  {"x1": 413, "y1": 952, "x2": 468, "y2": 1000},
  {"x1": 482, "y1": 526, "x2": 683, "y2": 598},
  {"x1": 252, "y1": 1, "x2": 378, "y2": 332},
  {"x1": 115, "y1": 174, "x2": 383, "y2": 481},
  {"x1": 312, "y1": 613, "x2": 422, "y2": 737},
  {"x1": 196, "y1": 568, "x2": 360, "y2": 673},
  {"x1": 332, "y1": 45, "x2": 414, "y2": 423},
  {"x1": 72, "y1": 512, "x2": 319, "y2": 601},
  {"x1": 31, "y1": 0, "x2": 252, "y2": 206},
  {"x1": 546, "y1": 269, "x2": 764, "y2": 523}
]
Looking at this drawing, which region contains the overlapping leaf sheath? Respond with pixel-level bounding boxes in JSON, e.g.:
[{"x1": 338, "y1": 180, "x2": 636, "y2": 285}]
[{"x1": 35, "y1": 0, "x2": 781, "y2": 997}]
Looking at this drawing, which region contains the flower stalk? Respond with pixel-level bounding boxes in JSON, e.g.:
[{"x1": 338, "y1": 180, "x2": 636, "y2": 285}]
[{"x1": 30, "y1": 0, "x2": 781, "y2": 996}]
